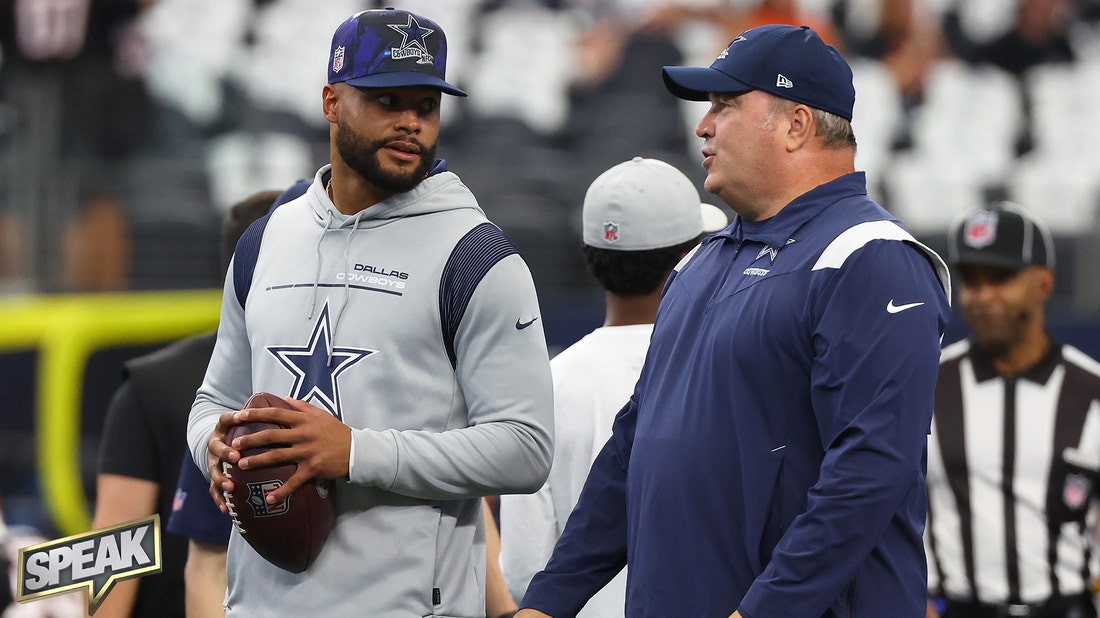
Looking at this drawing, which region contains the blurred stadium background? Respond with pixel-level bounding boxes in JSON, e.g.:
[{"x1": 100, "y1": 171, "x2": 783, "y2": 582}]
[{"x1": 2, "y1": 0, "x2": 1100, "y2": 538}]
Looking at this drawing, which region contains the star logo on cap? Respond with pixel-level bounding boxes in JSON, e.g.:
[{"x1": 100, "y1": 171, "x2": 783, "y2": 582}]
[
  {"x1": 388, "y1": 14, "x2": 434, "y2": 56},
  {"x1": 717, "y1": 35, "x2": 746, "y2": 60}
]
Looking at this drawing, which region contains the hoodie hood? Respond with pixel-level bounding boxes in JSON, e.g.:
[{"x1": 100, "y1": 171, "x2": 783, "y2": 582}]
[
  {"x1": 297, "y1": 159, "x2": 486, "y2": 360},
  {"x1": 306, "y1": 160, "x2": 485, "y2": 230}
]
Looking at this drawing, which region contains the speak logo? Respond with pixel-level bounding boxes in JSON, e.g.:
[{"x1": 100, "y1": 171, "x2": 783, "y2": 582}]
[{"x1": 16, "y1": 514, "x2": 161, "y2": 615}]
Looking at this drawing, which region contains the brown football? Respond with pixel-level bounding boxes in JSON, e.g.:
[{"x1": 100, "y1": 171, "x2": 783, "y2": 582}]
[{"x1": 222, "y1": 392, "x2": 335, "y2": 573}]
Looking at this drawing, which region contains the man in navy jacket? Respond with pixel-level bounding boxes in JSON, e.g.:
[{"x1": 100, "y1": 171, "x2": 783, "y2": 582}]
[{"x1": 516, "y1": 24, "x2": 951, "y2": 618}]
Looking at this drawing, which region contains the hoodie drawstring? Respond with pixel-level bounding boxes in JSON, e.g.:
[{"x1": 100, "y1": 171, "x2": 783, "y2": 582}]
[
  {"x1": 329, "y1": 210, "x2": 366, "y2": 366},
  {"x1": 309, "y1": 209, "x2": 336, "y2": 321}
]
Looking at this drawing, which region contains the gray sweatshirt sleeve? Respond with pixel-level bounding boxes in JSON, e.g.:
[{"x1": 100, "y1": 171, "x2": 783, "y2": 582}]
[{"x1": 349, "y1": 252, "x2": 554, "y2": 498}]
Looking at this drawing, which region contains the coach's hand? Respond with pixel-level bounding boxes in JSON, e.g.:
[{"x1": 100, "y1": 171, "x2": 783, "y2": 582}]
[{"x1": 514, "y1": 610, "x2": 551, "y2": 618}]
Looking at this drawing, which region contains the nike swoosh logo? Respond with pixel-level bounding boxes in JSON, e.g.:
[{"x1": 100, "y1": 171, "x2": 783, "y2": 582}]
[
  {"x1": 515, "y1": 317, "x2": 539, "y2": 330},
  {"x1": 886, "y1": 300, "x2": 925, "y2": 314}
]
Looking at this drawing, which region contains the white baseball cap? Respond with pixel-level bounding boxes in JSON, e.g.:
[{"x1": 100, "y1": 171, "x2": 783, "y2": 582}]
[{"x1": 583, "y1": 157, "x2": 729, "y2": 251}]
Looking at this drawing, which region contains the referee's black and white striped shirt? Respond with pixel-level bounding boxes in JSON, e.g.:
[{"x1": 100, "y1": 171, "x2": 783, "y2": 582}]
[{"x1": 927, "y1": 337, "x2": 1100, "y2": 604}]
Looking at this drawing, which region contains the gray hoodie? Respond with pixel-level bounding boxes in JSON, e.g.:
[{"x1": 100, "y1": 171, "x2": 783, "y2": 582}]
[{"x1": 187, "y1": 163, "x2": 554, "y2": 617}]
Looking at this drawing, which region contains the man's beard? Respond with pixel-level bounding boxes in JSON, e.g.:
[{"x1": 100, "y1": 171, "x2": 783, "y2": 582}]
[{"x1": 335, "y1": 116, "x2": 436, "y2": 194}]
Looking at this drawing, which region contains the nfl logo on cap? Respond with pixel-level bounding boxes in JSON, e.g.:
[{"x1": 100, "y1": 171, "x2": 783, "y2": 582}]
[
  {"x1": 332, "y1": 46, "x2": 345, "y2": 73},
  {"x1": 963, "y1": 211, "x2": 997, "y2": 249},
  {"x1": 604, "y1": 222, "x2": 619, "y2": 242}
]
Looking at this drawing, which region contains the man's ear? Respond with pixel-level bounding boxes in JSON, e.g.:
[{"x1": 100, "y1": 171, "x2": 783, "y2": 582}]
[
  {"x1": 1036, "y1": 266, "x2": 1055, "y2": 300},
  {"x1": 322, "y1": 84, "x2": 339, "y2": 123},
  {"x1": 786, "y1": 104, "x2": 815, "y2": 151}
]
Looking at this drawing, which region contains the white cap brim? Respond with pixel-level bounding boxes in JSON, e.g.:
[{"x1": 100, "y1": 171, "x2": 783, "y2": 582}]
[{"x1": 700, "y1": 203, "x2": 730, "y2": 233}]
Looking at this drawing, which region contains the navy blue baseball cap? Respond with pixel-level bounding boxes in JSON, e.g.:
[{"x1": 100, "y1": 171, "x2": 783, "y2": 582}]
[
  {"x1": 662, "y1": 24, "x2": 854, "y2": 120},
  {"x1": 328, "y1": 8, "x2": 467, "y2": 97}
]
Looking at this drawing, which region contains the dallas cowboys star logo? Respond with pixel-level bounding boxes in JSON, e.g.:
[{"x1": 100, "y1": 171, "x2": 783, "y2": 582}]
[
  {"x1": 756, "y1": 245, "x2": 779, "y2": 263},
  {"x1": 753, "y1": 238, "x2": 797, "y2": 263},
  {"x1": 267, "y1": 303, "x2": 374, "y2": 420},
  {"x1": 388, "y1": 14, "x2": 434, "y2": 58}
]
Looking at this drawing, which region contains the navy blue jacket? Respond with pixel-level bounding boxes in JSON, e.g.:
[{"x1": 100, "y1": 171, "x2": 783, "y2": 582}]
[{"x1": 522, "y1": 173, "x2": 951, "y2": 617}]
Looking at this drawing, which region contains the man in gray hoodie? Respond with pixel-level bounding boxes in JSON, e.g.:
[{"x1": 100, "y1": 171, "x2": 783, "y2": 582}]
[{"x1": 187, "y1": 8, "x2": 554, "y2": 617}]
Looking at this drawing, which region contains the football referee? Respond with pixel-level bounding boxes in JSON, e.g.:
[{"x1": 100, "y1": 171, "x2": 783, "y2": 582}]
[{"x1": 926, "y1": 202, "x2": 1100, "y2": 618}]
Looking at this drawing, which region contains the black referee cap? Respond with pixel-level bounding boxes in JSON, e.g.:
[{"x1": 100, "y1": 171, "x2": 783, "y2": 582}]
[{"x1": 948, "y1": 202, "x2": 1054, "y2": 271}]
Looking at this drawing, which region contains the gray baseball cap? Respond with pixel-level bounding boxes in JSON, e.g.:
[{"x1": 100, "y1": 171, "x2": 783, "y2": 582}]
[{"x1": 583, "y1": 157, "x2": 729, "y2": 251}]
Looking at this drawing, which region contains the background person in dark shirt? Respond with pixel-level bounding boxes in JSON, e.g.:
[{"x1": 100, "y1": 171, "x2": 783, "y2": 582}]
[{"x1": 89, "y1": 189, "x2": 278, "y2": 617}]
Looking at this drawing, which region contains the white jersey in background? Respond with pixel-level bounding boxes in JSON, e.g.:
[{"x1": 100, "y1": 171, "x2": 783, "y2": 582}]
[{"x1": 500, "y1": 324, "x2": 653, "y2": 618}]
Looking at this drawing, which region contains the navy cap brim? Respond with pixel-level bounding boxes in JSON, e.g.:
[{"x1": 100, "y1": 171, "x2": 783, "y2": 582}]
[
  {"x1": 662, "y1": 66, "x2": 753, "y2": 101},
  {"x1": 343, "y1": 72, "x2": 467, "y2": 97}
]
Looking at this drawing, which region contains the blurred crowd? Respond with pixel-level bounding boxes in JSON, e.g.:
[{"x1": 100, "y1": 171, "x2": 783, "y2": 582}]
[{"x1": 1, "y1": 0, "x2": 1100, "y2": 310}]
